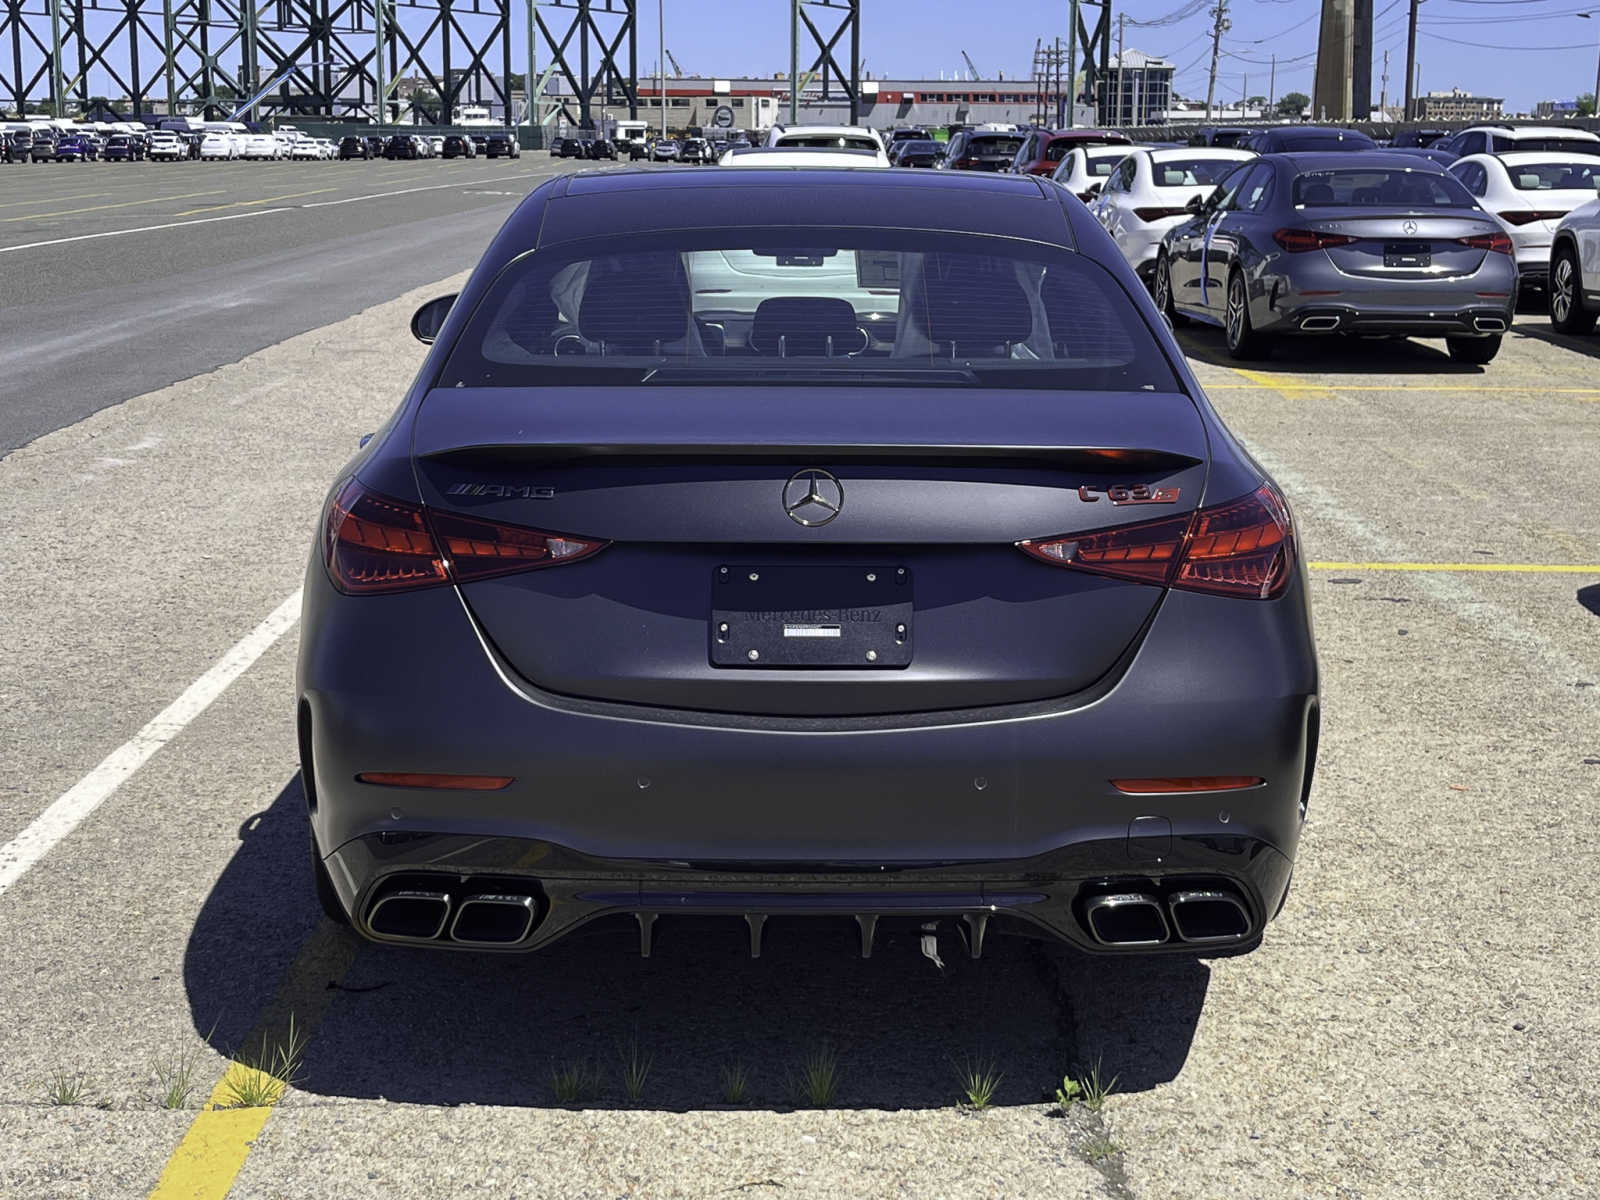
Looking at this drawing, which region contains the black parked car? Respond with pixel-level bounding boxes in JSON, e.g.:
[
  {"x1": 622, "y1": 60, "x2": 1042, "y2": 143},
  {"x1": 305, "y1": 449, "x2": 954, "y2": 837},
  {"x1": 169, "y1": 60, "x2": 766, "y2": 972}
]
[
  {"x1": 363, "y1": 134, "x2": 386, "y2": 158},
  {"x1": 549, "y1": 137, "x2": 568, "y2": 156},
  {"x1": 102, "y1": 133, "x2": 139, "y2": 162},
  {"x1": 679, "y1": 137, "x2": 710, "y2": 164},
  {"x1": 2, "y1": 130, "x2": 32, "y2": 162},
  {"x1": 339, "y1": 135, "x2": 370, "y2": 160},
  {"x1": 383, "y1": 134, "x2": 421, "y2": 160},
  {"x1": 1239, "y1": 126, "x2": 1376, "y2": 154},
  {"x1": 890, "y1": 139, "x2": 941, "y2": 168},
  {"x1": 484, "y1": 131, "x2": 521, "y2": 159},
  {"x1": 442, "y1": 134, "x2": 476, "y2": 158},
  {"x1": 302, "y1": 168, "x2": 1319, "y2": 960},
  {"x1": 586, "y1": 138, "x2": 617, "y2": 160},
  {"x1": 557, "y1": 137, "x2": 586, "y2": 158}
]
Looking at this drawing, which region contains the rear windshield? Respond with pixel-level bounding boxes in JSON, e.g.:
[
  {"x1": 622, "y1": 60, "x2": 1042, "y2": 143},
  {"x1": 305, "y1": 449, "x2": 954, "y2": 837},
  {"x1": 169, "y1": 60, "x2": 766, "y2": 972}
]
[
  {"x1": 1507, "y1": 160, "x2": 1600, "y2": 190},
  {"x1": 441, "y1": 230, "x2": 1177, "y2": 394},
  {"x1": 971, "y1": 135, "x2": 1025, "y2": 155},
  {"x1": 1293, "y1": 169, "x2": 1474, "y2": 208},
  {"x1": 778, "y1": 134, "x2": 879, "y2": 151},
  {"x1": 1273, "y1": 132, "x2": 1375, "y2": 151},
  {"x1": 1153, "y1": 156, "x2": 1246, "y2": 187},
  {"x1": 1501, "y1": 137, "x2": 1600, "y2": 155},
  {"x1": 901, "y1": 140, "x2": 938, "y2": 153},
  {"x1": 1207, "y1": 131, "x2": 1247, "y2": 147},
  {"x1": 1044, "y1": 141, "x2": 1074, "y2": 162}
]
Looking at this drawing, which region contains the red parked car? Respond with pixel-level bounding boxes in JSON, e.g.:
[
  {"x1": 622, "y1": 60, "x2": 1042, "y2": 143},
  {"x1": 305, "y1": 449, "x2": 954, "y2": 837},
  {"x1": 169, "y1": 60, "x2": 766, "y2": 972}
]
[{"x1": 1008, "y1": 128, "x2": 1131, "y2": 176}]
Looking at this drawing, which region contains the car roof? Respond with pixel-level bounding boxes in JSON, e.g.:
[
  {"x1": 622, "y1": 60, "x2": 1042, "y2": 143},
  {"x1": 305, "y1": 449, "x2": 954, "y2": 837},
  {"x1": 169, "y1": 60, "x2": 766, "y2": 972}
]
[
  {"x1": 525, "y1": 168, "x2": 1067, "y2": 248},
  {"x1": 1269, "y1": 150, "x2": 1447, "y2": 173},
  {"x1": 1473, "y1": 125, "x2": 1600, "y2": 140},
  {"x1": 1149, "y1": 146, "x2": 1254, "y2": 162},
  {"x1": 774, "y1": 125, "x2": 876, "y2": 137},
  {"x1": 1486, "y1": 149, "x2": 1600, "y2": 164}
]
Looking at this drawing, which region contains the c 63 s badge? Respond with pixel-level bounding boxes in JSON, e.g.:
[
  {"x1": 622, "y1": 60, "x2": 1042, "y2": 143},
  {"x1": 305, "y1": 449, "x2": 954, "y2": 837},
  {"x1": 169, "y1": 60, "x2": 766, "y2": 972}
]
[{"x1": 1078, "y1": 484, "x2": 1180, "y2": 505}]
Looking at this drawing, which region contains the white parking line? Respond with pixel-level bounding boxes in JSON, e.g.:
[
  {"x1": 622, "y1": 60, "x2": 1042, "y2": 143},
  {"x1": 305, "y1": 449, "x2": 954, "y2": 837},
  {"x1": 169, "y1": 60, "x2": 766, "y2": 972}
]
[
  {"x1": 298, "y1": 170, "x2": 547, "y2": 209},
  {"x1": 0, "y1": 207, "x2": 290, "y2": 255},
  {"x1": 0, "y1": 590, "x2": 302, "y2": 897}
]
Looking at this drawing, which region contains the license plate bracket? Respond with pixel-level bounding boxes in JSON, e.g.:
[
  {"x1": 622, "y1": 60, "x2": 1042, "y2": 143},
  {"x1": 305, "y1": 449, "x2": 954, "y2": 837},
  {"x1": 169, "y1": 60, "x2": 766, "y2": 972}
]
[
  {"x1": 1383, "y1": 241, "x2": 1431, "y2": 268},
  {"x1": 711, "y1": 565, "x2": 912, "y2": 668}
]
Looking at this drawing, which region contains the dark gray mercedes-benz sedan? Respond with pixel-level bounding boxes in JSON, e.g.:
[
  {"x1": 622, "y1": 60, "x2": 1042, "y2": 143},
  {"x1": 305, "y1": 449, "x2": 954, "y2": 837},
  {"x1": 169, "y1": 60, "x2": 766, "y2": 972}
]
[{"x1": 298, "y1": 167, "x2": 1319, "y2": 960}]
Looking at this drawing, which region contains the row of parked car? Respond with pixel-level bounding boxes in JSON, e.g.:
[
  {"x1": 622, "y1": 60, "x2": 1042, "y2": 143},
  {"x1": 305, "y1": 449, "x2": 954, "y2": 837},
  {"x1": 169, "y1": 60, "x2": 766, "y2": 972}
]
[
  {"x1": 1, "y1": 121, "x2": 528, "y2": 164},
  {"x1": 701, "y1": 121, "x2": 1600, "y2": 363}
]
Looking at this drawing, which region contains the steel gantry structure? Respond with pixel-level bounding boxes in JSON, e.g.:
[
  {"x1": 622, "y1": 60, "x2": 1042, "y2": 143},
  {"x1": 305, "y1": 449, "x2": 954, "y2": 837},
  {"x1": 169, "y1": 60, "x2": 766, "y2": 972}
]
[{"x1": 0, "y1": 0, "x2": 639, "y2": 127}]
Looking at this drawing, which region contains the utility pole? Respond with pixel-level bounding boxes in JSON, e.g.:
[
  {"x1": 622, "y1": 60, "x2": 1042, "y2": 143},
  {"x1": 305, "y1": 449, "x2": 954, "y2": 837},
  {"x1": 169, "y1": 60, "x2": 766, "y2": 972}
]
[
  {"x1": 1116, "y1": 12, "x2": 1125, "y2": 125},
  {"x1": 1067, "y1": 0, "x2": 1080, "y2": 128},
  {"x1": 658, "y1": 0, "x2": 666, "y2": 137},
  {"x1": 1205, "y1": 0, "x2": 1229, "y2": 122},
  {"x1": 1379, "y1": 48, "x2": 1388, "y2": 115},
  {"x1": 789, "y1": 0, "x2": 800, "y2": 124},
  {"x1": 1403, "y1": 0, "x2": 1419, "y2": 120},
  {"x1": 1269, "y1": 53, "x2": 1276, "y2": 108}
]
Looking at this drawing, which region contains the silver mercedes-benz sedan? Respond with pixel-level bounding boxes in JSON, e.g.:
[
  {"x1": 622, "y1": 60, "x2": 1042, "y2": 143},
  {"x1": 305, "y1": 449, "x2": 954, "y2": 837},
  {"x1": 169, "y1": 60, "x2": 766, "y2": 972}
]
[{"x1": 1153, "y1": 151, "x2": 1517, "y2": 363}]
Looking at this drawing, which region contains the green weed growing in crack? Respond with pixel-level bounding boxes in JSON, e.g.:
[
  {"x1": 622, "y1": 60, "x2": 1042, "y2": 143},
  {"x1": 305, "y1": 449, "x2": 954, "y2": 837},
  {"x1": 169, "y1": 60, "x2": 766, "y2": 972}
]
[
  {"x1": 790, "y1": 1045, "x2": 840, "y2": 1108},
  {"x1": 45, "y1": 1069, "x2": 90, "y2": 1107},
  {"x1": 1055, "y1": 1057, "x2": 1117, "y2": 1114},
  {"x1": 551, "y1": 1059, "x2": 602, "y2": 1104},
  {"x1": 955, "y1": 1055, "x2": 1004, "y2": 1110},
  {"x1": 719, "y1": 1060, "x2": 750, "y2": 1105},
  {"x1": 617, "y1": 1034, "x2": 653, "y2": 1103},
  {"x1": 219, "y1": 1014, "x2": 307, "y2": 1108},
  {"x1": 1080, "y1": 1130, "x2": 1123, "y2": 1164},
  {"x1": 151, "y1": 1045, "x2": 203, "y2": 1110}
]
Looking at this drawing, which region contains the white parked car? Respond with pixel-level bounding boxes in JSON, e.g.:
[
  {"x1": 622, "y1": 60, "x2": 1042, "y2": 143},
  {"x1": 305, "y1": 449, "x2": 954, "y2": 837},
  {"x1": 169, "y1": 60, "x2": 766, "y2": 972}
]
[
  {"x1": 719, "y1": 146, "x2": 890, "y2": 169},
  {"x1": 1433, "y1": 124, "x2": 1600, "y2": 161},
  {"x1": 1548, "y1": 190, "x2": 1600, "y2": 334},
  {"x1": 242, "y1": 133, "x2": 280, "y2": 160},
  {"x1": 429, "y1": 135, "x2": 445, "y2": 157},
  {"x1": 764, "y1": 123, "x2": 884, "y2": 153},
  {"x1": 317, "y1": 138, "x2": 337, "y2": 159},
  {"x1": 1448, "y1": 152, "x2": 1600, "y2": 292},
  {"x1": 146, "y1": 132, "x2": 185, "y2": 161},
  {"x1": 1092, "y1": 147, "x2": 1257, "y2": 282},
  {"x1": 1051, "y1": 145, "x2": 1140, "y2": 202},
  {"x1": 290, "y1": 138, "x2": 323, "y2": 161},
  {"x1": 199, "y1": 133, "x2": 235, "y2": 160}
]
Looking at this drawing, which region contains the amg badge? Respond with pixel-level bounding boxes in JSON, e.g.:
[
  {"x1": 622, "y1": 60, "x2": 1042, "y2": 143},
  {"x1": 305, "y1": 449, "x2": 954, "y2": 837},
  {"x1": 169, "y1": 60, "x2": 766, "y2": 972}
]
[
  {"x1": 1077, "y1": 484, "x2": 1181, "y2": 505},
  {"x1": 446, "y1": 483, "x2": 556, "y2": 499}
]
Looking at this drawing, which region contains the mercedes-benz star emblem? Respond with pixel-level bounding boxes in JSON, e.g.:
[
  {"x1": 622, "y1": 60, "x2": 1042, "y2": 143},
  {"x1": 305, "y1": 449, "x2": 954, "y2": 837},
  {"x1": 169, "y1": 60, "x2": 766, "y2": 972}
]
[
  {"x1": 1402, "y1": 219, "x2": 1418, "y2": 235},
  {"x1": 783, "y1": 469, "x2": 844, "y2": 527}
]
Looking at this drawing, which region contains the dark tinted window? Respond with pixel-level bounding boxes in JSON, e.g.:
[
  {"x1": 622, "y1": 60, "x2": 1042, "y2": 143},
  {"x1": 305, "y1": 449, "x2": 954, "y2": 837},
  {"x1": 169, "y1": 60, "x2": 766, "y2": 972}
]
[
  {"x1": 1292, "y1": 168, "x2": 1475, "y2": 208},
  {"x1": 441, "y1": 229, "x2": 1177, "y2": 394},
  {"x1": 970, "y1": 135, "x2": 1025, "y2": 155},
  {"x1": 1151, "y1": 156, "x2": 1248, "y2": 187},
  {"x1": 1500, "y1": 137, "x2": 1600, "y2": 155},
  {"x1": 1044, "y1": 140, "x2": 1074, "y2": 162},
  {"x1": 1273, "y1": 130, "x2": 1376, "y2": 151},
  {"x1": 1505, "y1": 160, "x2": 1600, "y2": 190}
]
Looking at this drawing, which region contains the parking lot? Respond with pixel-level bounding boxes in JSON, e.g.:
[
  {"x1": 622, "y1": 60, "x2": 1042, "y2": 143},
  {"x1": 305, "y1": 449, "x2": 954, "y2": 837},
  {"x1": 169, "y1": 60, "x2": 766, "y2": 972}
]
[{"x1": 1, "y1": 160, "x2": 1597, "y2": 1199}]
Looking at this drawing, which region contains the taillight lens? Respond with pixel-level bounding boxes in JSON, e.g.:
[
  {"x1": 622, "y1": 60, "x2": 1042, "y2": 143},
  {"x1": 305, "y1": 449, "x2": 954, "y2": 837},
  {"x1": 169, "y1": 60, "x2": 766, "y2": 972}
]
[
  {"x1": 1018, "y1": 483, "x2": 1296, "y2": 600},
  {"x1": 1134, "y1": 206, "x2": 1188, "y2": 222},
  {"x1": 324, "y1": 479, "x2": 607, "y2": 595},
  {"x1": 1495, "y1": 210, "x2": 1564, "y2": 227},
  {"x1": 1273, "y1": 228, "x2": 1359, "y2": 253},
  {"x1": 1459, "y1": 231, "x2": 1514, "y2": 254}
]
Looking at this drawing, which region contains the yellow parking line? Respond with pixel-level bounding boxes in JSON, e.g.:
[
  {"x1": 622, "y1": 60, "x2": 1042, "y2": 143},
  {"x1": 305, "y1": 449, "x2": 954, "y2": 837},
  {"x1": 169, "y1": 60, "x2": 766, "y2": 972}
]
[
  {"x1": 146, "y1": 921, "x2": 359, "y2": 1200},
  {"x1": 1309, "y1": 561, "x2": 1600, "y2": 574},
  {"x1": 0, "y1": 190, "x2": 108, "y2": 210},
  {"x1": 0, "y1": 190, "x2": 226, "y2": 222},
  {"x1": 1207, "y1": 381, "x2": 1600, "y2": 396},
  {"x1": 171, "y1": 188, "x2": 335, "y2": 216}
]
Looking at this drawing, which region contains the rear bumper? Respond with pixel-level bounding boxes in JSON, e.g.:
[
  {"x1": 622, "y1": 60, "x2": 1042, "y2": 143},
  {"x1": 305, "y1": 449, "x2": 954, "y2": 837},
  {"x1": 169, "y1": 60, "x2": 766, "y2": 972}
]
[
  {"x1": 299, "y1": 551, "x2": 1319, "y2": 955},
  {"x1": 1268, "y1": 302, "x2": 1513, "y2": 337}
]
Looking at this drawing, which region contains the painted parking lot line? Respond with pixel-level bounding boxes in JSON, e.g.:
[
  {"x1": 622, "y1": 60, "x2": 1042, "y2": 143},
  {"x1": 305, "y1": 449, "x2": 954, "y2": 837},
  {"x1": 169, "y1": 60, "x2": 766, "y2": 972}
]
[
  {"x1": 0, "y1": 189, "x2": 109, "y2": 209},
  {"x1": 1205, "y1": 382, "x2": 1600, "y2": 396},
  {"x1": 0, "y1": 188, "x2": 227, "y2": 222},
  {"x1": 0, "y1": 208, "x2": 292, "y2": 254},
  {"x1": 298, "y1": 170, "x2": 550, "y2": 209},
  {"x1": 0, "y1": 590, "x2": 301, "y2": 896},
  {"x1": 172, "y1": 187, "x2": 337, "y2": 217},
  {"x1": 1308, "y1": 560, "x2": 1600, "y2": 574}
]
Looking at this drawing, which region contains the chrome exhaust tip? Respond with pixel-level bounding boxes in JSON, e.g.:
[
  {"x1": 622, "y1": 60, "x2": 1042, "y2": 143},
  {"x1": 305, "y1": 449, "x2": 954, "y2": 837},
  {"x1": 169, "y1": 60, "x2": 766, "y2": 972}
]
[
  {"x1": 1299, "y1": 315, "x2": 1340, "y2": 332},
  {"x1": 1167, "y1": 890, "x2": 1253, "y2": 944},
  {"x1": 449, "y1": 894, "x2": 537, "y2": 945},
  {"x1": 1084, "y1": 893, "x2": 1170, "y2": 946},
  {"x1": 368, "y1": 888, "x2": 452, "y2": 940},
  {"x1": 1473, "y1": 316, "x2": 1506, "y2": 333}
]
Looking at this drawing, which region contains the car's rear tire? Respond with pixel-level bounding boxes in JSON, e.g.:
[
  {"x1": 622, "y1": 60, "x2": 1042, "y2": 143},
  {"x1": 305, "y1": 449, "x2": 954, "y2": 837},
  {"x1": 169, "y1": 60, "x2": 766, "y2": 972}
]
[
  {"x1": 1153, "y1": 253, "x2": 1187, "y2": 328},
  {"x1": 1549, "y1": 245, "x2": 1597, "y2": 335},
  {"x1": 1225, "y1": 270, "x2": 1271, "y2": 360},
  {"x1": 1446, "y1": 334, "x2": 1502, "y2": 365}
]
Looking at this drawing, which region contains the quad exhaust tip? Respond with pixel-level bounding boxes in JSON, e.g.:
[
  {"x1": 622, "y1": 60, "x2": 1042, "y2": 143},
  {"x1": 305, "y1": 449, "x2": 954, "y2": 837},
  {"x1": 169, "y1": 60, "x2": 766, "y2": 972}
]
[
  {"x1": 368, "y1": 889, "x2": 452, "y2": 940},
  {"x1": 1166, "y1": 890, "x2": 1253, "y2": 943},
  {"x1": 450, "y1": 894, "x2": 537, "y2": 945},
  {"x1": 1299, "y1": 315, "x2": 1341, "y2": 332},
  {"x1": 1084, "y1": 893, "x2": 1171, "y2": 947},
  {"x1": 1473, "y1": 316, "x2": 1506, "y2": 333}
]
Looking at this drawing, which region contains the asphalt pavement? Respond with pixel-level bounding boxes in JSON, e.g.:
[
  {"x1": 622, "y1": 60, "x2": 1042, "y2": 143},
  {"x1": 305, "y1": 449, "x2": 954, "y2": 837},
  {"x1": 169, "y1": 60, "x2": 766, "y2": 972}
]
[{"x1": 0, "y1": 188, "x2": 1597, "y2": 1199}]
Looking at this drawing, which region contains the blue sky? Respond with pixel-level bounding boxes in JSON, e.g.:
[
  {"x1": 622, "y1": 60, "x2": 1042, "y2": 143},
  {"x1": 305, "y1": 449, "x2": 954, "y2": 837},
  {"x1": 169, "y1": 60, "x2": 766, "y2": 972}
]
[{"x1": 634, "y1": 0, "x2": 1600, "y2": 114}]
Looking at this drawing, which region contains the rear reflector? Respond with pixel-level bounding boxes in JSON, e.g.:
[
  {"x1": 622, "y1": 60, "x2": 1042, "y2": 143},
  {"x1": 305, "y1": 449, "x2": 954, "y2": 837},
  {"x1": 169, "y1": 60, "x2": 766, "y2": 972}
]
[
  {"x1": 357, "y1": 772, "x2": 514, "y2": 790},
  {"x1": 1112, "y1": 776, "x2": 1264, "y2": 794},
  {"x1": 1458, "y1": 231, "x2": 1514, "y2": 254},
  {"x1": 324, "y1": 479, "x2": 607, "y2": 594},
  {"x1": 1018, "y1": 483, "x2": 1296, "y2": 600},
  {"x1": 1273, "y1": 228, "x2": 1359, "y2": 253}
]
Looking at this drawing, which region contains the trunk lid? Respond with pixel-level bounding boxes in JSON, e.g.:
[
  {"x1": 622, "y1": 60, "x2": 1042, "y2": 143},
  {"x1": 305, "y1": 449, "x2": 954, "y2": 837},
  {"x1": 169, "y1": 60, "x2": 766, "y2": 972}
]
[
  {"x1": 1301, "y1": 210, "x2": 1501, "y2": 279},
  {"x1": 413, "y1": 387, "x2": 1210, "y2": 717}
]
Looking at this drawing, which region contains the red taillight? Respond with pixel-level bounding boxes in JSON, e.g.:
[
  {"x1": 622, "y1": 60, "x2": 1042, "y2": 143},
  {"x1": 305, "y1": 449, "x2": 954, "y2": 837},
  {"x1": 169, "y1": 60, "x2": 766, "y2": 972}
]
[
  {"x1": 1018, "y1": 483, "x2": 1296, "y2": 600},
  {"x1": 1459, "y1": 231, "x2": 1514, "y2": 254},
  {"x1": 1273, "y1": 228, "x2": 1359, "y2": 253},
  {"x1": 324, "y1": 480, "x2": 607, "y2": 595},
  {"x1": 1134, "y1": 206, "x2": 1188, "y2": 222},
  {"x1": 356, "y1": 772, "x2": 514, "y2": 790},
  {"x1": 1112, "y1": 776, "x2": 1264, "y2": 794},
  {"x1": 1495, "y1": 210, "x2": 1565, "y2": 227}
]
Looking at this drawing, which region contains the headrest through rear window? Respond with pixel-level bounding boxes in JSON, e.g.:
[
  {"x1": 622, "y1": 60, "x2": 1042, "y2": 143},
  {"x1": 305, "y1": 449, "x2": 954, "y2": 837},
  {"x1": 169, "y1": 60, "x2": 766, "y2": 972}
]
[
  {"x1": 750, "y1": 297, "x2": 860, "y2": 355},
  {"x1": 919, "y1": 255, "x2": 1032, "y2": 350},
  {"x1": 578, "y1": 253, "x2": 691, "y2": 349}
]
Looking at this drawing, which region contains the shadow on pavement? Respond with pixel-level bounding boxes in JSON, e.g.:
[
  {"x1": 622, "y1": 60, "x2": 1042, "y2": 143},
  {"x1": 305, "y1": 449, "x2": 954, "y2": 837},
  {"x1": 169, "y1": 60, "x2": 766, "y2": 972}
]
[
  {"x1": 1510, "y1": 324, "x2": 1600, "y2": 363},
  {"x1": 184, "y1": 774, "x2": 1208, "y2": 1109},
  {"x1": 1177, "y1": 327, "x2": 1483, "y2": 376},
  {"x1": 1579, "y1": 584, "x2": 1600, "y2": 619}
]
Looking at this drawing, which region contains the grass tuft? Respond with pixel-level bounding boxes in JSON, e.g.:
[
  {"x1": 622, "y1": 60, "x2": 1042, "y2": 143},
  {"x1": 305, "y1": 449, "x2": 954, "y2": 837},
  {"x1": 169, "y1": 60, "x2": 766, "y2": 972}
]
[
  {"x1": 719, "y1": 1060, "x2": 750, "y2": 1105},
  {"x1": 46, "y1": 1069, "x2": 90, "y2": 1107},
  {"x1": 791, "y1": 1045, "x2": 840, "y2": 1109},
  {"x1": 618, "y1": 1034, "x2": 653, "y2": 1104},
  {"x1": 151, "y1": 1046, "x2": 203, "y2": 1110},
  {"x1": 1080, "y1": 1131, "x2": 1122, "y2": 1164},
  {"x1": 551, "y1": 1059, "x2": 603, "y2": 1104},
  {"x1": 956, "y1": 1055, "x2": 1004, "y2": 1110},
  {"x1": 219, "y1": 1014, "x2": 307, "y2": 1109},
  {"x1": 1055, "y1": 1057, "x2": 1117, "y2": 1113}
]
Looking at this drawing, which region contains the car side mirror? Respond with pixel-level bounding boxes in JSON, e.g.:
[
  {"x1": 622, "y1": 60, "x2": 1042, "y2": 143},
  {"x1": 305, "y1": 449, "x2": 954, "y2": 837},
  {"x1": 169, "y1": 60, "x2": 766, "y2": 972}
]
[
  {"x1": 410, "y1": 294, "x2": 457, "y2": 345},
  {"x1": 1086, "y1": 181, "x2": 1104, "y2": 198},
  {"x1": 1184, "y1": 193, "x2": 1207, "y2": 214}
]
